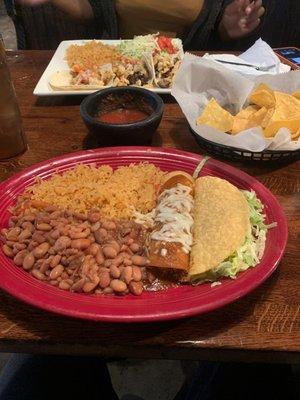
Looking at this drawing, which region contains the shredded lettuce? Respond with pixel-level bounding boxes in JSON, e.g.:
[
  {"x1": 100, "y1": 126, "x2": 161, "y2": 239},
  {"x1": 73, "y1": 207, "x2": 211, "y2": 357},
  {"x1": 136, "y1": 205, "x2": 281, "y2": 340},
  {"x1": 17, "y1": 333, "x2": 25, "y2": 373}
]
[
  {"x1": 117, "y1": 35, "x2": 158, "y2": 59},
  {"x1": 191, "y1": 190, "x2": 276, "y2": 284}
]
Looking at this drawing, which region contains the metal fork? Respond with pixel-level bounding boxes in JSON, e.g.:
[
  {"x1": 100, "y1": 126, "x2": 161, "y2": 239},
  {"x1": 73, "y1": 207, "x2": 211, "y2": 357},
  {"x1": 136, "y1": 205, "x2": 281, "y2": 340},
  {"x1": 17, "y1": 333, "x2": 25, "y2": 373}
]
[{"x1": 214, "y1": 59, "x2": 276, "y2": 72}]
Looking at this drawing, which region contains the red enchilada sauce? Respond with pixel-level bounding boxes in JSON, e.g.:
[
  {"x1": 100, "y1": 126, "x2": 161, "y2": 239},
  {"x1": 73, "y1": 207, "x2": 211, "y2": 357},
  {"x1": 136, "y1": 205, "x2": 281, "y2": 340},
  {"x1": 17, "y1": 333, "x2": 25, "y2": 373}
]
[{"x1": 97, "y1": 108, "x2": 149, "y2": 124}]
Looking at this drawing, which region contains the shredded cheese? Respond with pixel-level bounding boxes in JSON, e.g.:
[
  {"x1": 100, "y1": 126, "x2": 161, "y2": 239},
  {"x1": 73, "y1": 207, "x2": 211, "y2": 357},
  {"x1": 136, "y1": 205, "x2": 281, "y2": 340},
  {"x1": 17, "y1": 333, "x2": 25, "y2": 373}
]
[{"x1": 151, "y1": 184, "x2": 194, "y2": 253}]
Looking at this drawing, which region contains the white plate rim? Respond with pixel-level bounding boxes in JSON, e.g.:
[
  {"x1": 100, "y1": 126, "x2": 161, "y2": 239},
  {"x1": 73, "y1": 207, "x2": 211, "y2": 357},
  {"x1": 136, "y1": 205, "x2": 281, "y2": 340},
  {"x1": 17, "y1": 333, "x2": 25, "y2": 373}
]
[{"x1": 33, "y1": 39, "x2": 171, "y2": 96}]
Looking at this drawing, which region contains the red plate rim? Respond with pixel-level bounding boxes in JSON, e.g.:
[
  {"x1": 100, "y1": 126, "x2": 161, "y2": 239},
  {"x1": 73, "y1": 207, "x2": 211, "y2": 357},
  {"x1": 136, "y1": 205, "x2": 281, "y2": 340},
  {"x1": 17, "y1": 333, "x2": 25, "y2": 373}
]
[{"x1": 0, "y1": 146, "x2": 288, "y2": 322}]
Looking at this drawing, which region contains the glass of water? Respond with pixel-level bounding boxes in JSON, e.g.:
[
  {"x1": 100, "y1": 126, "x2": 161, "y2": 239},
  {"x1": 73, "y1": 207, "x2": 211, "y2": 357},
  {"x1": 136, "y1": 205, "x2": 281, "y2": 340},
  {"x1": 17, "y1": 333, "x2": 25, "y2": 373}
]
[{"x1": 0, "y1": 36, "x2": 27, "y2": 159}]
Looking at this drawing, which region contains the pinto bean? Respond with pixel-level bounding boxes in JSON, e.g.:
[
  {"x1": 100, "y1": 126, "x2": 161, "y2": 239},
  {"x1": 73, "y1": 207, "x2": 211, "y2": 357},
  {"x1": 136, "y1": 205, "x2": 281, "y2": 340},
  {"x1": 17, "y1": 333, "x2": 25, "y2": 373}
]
[
  {"x1": 71, "y1": 278, "x2": 86, "y2": 292},
  {"x1": 109, "y1": 240, "x2": 121, "y2": 253},
  {"x1": 88, "y1": 212, "x2": 101, "y2": 224},
  {"x1": 36, "y1": 222, "x2": 52, "y2": 231},
  {"x1": 112, "y1": 254, "x2": 124, "y2": 267},
  {"x1": 120, "y1": 227, "x2": 131, "y2": 237},
  {"x1": 98, "y1": 271, "x2": 110, "y2": 288},
  {"x1": 59, "y1": 280, "x2": 71, "y2": 290},
  {"x1": 31, "y1": 232, "x2": 46, "y2": 244},
  {"x1": 103, "y1": 246, "x2": 117, "y2": 259},
  {"x1": 22, "y1": 253, "x2": 35, "y2": 270},
  {"x1": 61, "y1": 256, "x2": 68, "y2": 266},
  {"x1": 68, "y1": 256, "x2": 84, "y2": 269},
  {"x1": 31, "y1": 269, "x2": 46, "y2": 281},
  {"x1": 7, "y1": 227, "x2": 21, "y2": 240},
  {"x1": 131, "y1": 255, "x2": 149, "y2": 266},
  {"x1": 129, "y1": 281, "x2": 143, "y2": 296},
  {"x1": 88, "y1": 243, "x2": 100, "y2": 256},
  {"x1": 49, "y1": 210, "x2": 61, "y2": 218},
  {"x1": 104, "y1": 259, "x2": 113, "y2": 268},
  {"x1": 69, "y1": 228, "x2": 90, "y2": 239},
  {"x1": 102, "y1": 221, "x2": 116, "y2": 230},
  {"x1": 21, "y1": 222, "x2": 34, "y2": 233},
  {"x1": 2, "y1": 244, "x2": 14, "y2": 258},
  {"x1": 13, "y1": 243, "x2": 25, "y2": 252},
  {"x1": 50, "y1": 229, "x2": 60, "y2": 240},
  {"x1": 13, "y1": 250, "x2": 28, "y2": 266},
  {"x1": 6, "y1": 240, "x2": 16, "y2": 247},
  {"x1": 110, "y1": 265, "x2": 121, "y2": 279},
  {"x1": 45, "y1": 205, "x2": 58, "y2": 213},
  {"x1": 99, "y1": 267, "x2": 109, "y2": 273},
  {"x1": 91, "y1": 222, "x2": 100, "y2": 232},
  {"x1": 103, "y1": 287, "x2": 113, "y2": 295},
  {"x1": 54, "y1": 236, "x2": 71, "y2": 252},
  {"x1": 61, "y1": 271, "x2": 69, "y2": 280},
  {"x1": 50, "y1": 264, "x2": 64, "y2": 280},
  {"x1": 132, "y1": 266, "x2": 142, "y2": 282},
  {"x1": 118, "y1": 252, "x2": 131, "y2": 260},
  {"x1": 74, "y1": 213, "x2": 87, "y2": 221},
  {"x1": 120, "y1": 244, "x2": 128, "y2": 252},
  {"x1": 81, "y1": 256, "x2": 92, "y2": 275},
  {"x1": 18, "y1": 229, "x2": 32, "y2": 242},
  {"x1": 0, "y1": 228, "x2": 8, "y2": 238},
  {"x1": 39, "y1": 261, "x2": 50, "y2": 274},
  {"x1": 23, "y1": 214, "x2": 35, "y2": 222},
  {"x1": 130, "y1": 243, "x2": 140, "y2": 253},
  {"x1": 33, "y1": 242, "x2": 50, "y2": 259},
  {"x1": 58, "y1": 226, "x2": 69, "y2": 236},
  {"x1": 121, "y1": 266, "x2": 133, "y2": 284},
  {"x1": 83, "y1": 281, "x2": 99, "y2": 293},
  {"x1": 110, "y1": 279, "x2": 127, "y2": 293},
  {"x1": 50, "y1": 254, "x2": 61, "y2": 269},
  {"x1": 123, "y1": 258, "x2": 133, "y2": 266},
  {"x1": 71, "y1": 238, "x2": 91, "y2": 250},
  {"x1": 94, "y1": 228, "x2": 108, "y2": 244},
  {"x1": 28, "y1": 241, "x2": 40, "y2": 252}
]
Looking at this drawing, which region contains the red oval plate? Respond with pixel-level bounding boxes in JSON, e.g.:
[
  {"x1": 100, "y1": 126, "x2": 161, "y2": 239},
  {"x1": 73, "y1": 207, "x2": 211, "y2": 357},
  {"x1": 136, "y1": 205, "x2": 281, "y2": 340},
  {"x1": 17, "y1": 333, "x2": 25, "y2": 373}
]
[{"x1": 0, "y1": 147, "x2": 287, "y2": 322}]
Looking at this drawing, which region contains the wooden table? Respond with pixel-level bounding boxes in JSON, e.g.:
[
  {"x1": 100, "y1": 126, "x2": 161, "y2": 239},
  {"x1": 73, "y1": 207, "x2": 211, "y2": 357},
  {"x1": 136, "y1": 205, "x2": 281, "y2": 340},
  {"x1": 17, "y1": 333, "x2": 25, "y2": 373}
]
[{"x1": 0, "y1": 51, "x2": 299, "y2": 363}]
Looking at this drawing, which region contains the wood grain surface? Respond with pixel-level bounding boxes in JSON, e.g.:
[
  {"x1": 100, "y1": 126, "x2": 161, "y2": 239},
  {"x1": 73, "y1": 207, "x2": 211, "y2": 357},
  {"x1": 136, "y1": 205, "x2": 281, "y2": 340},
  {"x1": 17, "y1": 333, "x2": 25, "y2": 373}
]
[{"x1": 0, "y1": 51, "x2": 299, "y2": 363}]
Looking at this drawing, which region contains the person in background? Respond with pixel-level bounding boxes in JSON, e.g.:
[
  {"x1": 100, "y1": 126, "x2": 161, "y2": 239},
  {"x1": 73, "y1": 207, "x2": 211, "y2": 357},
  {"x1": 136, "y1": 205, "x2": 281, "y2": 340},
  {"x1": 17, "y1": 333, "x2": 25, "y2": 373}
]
[{"x1": 15, "y1": 0, "x2": 265, "y2": 50}]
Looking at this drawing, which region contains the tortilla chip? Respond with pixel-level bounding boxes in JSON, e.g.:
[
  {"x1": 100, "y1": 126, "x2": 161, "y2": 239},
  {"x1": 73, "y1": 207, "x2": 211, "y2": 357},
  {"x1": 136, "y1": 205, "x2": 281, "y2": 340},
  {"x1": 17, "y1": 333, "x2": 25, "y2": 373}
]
[
  {"x1": 196, "y1": 98, "x2": 234, "y2": 132},
  {"x1": 264, "y1": 119, "x2": 300, "y2": 137},
  {"x1": 231, "y1": 107, "x2": 268, "y2": 134},
  {"x1": 189, "y1": 176, "x2": 250, "y2": 277},
  {"x1": 263, "y1": 92, "x2": 300, "y2": 136},
  {"x1": 291, "y1": 129, "x2": 300, "y2": 140},
  {"x1": 261, "y1": 107, "x2": 275, "y2": 128},
  {"x1": 235, "y1": 105, "x2": 259, "y2": 119},
  {"x1": 249, "y1": 83, "x2": 275, "y2": 108},
  {"x1": 231, "y1": 118, "x2": 252, "y2": 134},
  {"x1": 272, "y1": 91, "x2": 300, "y2": 120},
  {"x1": 292, "y1": 91, "x2": 300, "y2": 100}
]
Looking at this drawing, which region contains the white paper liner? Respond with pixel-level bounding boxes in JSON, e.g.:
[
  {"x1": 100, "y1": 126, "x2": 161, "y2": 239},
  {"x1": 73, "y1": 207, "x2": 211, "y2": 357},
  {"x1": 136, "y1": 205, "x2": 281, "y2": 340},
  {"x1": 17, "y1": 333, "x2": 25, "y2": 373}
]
[{"x1": 171, "y1": 53, "x2": 300, "y2": 152}]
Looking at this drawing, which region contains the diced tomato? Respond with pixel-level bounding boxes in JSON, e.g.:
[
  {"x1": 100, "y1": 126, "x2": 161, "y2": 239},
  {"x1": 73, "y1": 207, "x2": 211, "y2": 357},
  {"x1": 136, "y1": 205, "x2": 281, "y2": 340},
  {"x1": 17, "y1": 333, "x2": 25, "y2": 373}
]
[{"x1": 157, "y1": 36, "x2": 177, "y2": 54}]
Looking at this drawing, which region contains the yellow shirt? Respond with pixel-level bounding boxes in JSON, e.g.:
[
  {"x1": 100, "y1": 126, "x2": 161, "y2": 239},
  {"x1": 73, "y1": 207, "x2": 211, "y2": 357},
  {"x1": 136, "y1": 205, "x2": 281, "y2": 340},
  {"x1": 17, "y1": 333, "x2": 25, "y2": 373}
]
[{"x1": 115, "y1": 0, "x2": 204, "y2": 39}]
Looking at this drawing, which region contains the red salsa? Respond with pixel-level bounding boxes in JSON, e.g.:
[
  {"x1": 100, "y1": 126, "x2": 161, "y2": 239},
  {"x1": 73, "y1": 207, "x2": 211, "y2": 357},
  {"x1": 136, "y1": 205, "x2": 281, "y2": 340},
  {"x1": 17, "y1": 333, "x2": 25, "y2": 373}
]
[{"x1": 97, "y1": 108, "x2": 149, "y2": 124}]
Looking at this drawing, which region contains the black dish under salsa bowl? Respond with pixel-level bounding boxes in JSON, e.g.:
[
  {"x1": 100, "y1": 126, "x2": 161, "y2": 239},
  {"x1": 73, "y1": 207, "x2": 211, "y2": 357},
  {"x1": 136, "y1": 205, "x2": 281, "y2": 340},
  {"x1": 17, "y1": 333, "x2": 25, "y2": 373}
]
[{"x1": 80, "y1": 87, "x2": 164, "y2": 146}]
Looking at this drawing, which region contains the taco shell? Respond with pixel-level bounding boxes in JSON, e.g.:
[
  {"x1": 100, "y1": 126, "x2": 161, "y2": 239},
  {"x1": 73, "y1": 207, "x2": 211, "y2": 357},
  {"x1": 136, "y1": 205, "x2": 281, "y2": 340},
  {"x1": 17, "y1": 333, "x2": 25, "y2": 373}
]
[{"x1": 189, "y1": 176, "x2": 250, "y2": 277}]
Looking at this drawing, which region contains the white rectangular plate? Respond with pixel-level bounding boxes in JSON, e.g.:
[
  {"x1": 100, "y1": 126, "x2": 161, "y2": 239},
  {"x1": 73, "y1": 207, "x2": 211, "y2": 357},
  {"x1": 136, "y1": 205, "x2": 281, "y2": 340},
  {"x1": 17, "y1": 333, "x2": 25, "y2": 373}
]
[{"x1": 34, "y1": 40, "x2": 171, "y2": 96}]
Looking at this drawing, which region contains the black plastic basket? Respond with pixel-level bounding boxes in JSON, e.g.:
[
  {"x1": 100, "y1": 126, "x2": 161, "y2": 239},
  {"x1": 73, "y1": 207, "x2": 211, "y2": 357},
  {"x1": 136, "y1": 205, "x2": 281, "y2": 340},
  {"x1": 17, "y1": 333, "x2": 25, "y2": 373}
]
[{"x1": 190, "y1": 127, "x2": 300, "y2": 163}]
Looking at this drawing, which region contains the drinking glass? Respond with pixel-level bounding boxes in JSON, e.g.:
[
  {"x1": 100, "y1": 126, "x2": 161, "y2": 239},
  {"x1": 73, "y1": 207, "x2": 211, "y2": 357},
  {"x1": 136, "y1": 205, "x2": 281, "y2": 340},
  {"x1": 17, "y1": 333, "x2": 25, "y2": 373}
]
[{"x1": 0, "y1": 37, "x2": 27, "y2": 159}]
